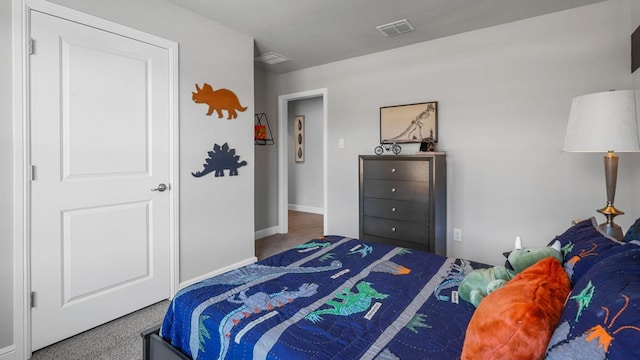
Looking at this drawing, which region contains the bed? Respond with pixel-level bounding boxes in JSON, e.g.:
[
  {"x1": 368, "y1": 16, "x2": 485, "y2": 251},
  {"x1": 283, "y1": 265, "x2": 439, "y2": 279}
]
[{"x1": 142, "y1": 218, "x2": 640, "y2": 360}]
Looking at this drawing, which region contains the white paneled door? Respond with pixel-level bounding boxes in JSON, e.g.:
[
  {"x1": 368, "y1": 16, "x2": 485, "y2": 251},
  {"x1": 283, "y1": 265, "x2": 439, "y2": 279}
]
[{"x1": 29, "y1": 10, "x2": 172, "y2": 350}]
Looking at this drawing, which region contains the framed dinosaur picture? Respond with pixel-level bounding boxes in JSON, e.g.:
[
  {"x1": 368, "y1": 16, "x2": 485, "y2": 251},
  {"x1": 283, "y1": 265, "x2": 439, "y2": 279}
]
[{"x1": 380, "y1": 101, "x2": 437, "y2": 144}]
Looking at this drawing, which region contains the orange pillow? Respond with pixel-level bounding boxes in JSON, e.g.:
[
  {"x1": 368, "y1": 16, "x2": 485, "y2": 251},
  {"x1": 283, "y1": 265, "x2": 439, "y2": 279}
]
[{"x1": 461, "y1": 257, "x2": 570, "y2": 360}]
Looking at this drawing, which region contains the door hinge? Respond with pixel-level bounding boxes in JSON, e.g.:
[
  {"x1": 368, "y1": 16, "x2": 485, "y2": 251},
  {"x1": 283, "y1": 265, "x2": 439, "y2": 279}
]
[
  {"x1": 29, "y1": 39, "x2": 35, "y2": 55},
  {"x1": 30, "y1": 291, "x2": 37, "y2": 308},
  {"x1": 30, "y1": 165, "x2": 36, "y2": 181}
]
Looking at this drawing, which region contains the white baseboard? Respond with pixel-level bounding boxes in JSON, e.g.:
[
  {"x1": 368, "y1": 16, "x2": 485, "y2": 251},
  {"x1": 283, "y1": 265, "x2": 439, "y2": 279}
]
[
  {"x1": 0, "y1": 345, "x2": 15, "y2": 360},
  {"x1": 255, "y1": 225, "x2": 279, "y2": 240},
  {"x1": 288, "y1": 204, "x2": 324, "y2": 215},
  {"x1": 177, "y1": 256, "x2": 257, "y2": 291}
]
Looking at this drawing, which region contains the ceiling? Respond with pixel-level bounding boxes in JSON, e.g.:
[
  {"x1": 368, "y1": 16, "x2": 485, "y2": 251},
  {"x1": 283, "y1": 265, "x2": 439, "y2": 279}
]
[{"x1": 165, "y1": 0, "x2": 606, "y2": 74}]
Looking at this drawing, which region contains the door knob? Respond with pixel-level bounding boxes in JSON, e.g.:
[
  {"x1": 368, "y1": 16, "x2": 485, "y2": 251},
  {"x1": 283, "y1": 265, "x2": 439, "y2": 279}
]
[{"x1": 151, "y1": 183, "x2": 168, "y2": 192}]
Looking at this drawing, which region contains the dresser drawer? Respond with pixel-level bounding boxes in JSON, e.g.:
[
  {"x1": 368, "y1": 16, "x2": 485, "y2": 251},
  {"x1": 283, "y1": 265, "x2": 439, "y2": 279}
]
[
  {"x1": 363, "y1": 197, "x2": 429, "y2": 224},
  {"x1": 363, "y1": 179, "x2": 429, "y2": 202},
  {"x1": 362, "y1": 216, "x2": 428, "y2": 244},
  {"x1": 362, "y1": 160, "x2": 429, "y2": 181}
]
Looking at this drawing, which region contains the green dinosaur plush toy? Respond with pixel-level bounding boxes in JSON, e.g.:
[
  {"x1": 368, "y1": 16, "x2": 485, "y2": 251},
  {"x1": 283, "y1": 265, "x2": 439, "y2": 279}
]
[{"x1": 458, "y1": 236, "x2": 562, "y2": 307}]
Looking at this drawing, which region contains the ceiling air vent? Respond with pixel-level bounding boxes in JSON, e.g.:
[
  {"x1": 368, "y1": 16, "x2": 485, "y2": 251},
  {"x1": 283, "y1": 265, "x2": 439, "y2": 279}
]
[
  {"x1": 255, "y1": 52, "x2": 290, "y2": 65},
  {"x1": 376, "y1": 19, "x2": 414, "y2": 37}
]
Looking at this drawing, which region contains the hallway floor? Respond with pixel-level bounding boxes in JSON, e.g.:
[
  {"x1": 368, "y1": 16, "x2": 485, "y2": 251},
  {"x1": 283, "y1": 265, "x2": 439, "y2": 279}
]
[{"x1": 255, "y1": 210, "x2": 323, "y2": 260}]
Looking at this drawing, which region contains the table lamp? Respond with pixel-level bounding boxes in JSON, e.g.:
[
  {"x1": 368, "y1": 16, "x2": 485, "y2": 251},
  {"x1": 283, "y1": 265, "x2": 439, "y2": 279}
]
[{"x1": 563, "y1": 90, "x2": 640, "y2": 240}]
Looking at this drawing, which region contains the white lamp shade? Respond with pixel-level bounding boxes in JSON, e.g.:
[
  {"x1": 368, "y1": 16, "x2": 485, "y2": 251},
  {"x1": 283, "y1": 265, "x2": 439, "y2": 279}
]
[{"x1": 563, "y1": 90, "x2": 640, "y2": 152}]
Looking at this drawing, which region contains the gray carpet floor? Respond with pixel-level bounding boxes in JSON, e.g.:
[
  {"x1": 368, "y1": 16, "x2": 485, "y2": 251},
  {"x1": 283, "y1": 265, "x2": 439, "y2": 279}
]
[{"x1": 30, "y1": 300, "x2": 169, "y2": 360}]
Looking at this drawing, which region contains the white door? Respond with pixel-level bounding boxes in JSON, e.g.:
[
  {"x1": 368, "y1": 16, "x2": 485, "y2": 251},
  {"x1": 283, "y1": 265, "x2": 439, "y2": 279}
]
[{"x1": 29, "y1": 10, "x2": 172, "y2": 350}]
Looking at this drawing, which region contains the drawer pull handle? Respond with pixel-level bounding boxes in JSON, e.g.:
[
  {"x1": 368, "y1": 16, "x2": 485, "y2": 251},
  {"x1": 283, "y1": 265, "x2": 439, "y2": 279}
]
[
  {"x1": 391, "y1": 188, "x2": 396, "y2": 193},
  {"x1": 391, "y1": 168, "x2": 396, "y2": 173},
  {"x1": 391, "y1": 227, "x2": 396, "y2": 232},
  {"x1": 391, "y1": 207, "x2": 397, "y2": 212}
]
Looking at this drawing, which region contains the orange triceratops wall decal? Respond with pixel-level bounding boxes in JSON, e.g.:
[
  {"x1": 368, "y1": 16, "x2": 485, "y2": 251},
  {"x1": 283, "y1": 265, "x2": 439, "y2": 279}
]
[{"x1": 192, "y1": 83, "x2": 247, "y2": 119}]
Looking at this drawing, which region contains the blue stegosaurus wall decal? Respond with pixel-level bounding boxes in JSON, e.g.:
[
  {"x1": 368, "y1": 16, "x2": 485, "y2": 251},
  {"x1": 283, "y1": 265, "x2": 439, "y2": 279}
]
[{"x1": 192, "y1": 142, "x2": 247, "y2": 177}]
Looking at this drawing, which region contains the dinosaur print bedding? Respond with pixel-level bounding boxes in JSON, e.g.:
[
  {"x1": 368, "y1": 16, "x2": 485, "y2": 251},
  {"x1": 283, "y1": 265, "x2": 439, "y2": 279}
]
[{"x1": 160, "y1": 236, "x2": 487, "y2": 360}]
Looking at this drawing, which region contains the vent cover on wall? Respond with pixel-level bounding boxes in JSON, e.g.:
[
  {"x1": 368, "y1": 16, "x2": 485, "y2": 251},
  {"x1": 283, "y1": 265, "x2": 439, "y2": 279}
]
[{"x1": 376, "y1": 19, "x2": 414, "y2": 37}]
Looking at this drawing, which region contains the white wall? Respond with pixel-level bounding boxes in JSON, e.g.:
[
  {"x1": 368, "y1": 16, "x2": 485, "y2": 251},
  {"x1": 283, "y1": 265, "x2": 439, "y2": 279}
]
[
  {"x1": 288, "y1": 97, "x2": 324, "y2": 213},
  {"x1": 254, "y1": 70, "x2": 279, "y2": 233},
  {"x1": 257, "y1": 0, "x2": 638, "y2": 266},
  {"x1": 6, "y1": 0, "x2": 255, "y2": 357}
]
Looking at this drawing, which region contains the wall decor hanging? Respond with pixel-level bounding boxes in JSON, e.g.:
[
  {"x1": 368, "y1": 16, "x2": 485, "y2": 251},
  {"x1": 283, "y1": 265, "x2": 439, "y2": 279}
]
[
  {"x1": 380, "y1": 102, "x2": 437, "y2": 144},
  {"x1": 254, "y1": 113, "x2": 275, "y2": 145},
  {"x1": 192, "y1": 83, "x2": 247, "y2": 119},
  {"x1": 192, "y1": 142, "x2": 247, "y2": 177},
  {"x1": 255, "y1": 125, "x2": 266, "y2": 140},
  {"x1": 294, "y1": 115, "x2": 304, "y2": 162}
]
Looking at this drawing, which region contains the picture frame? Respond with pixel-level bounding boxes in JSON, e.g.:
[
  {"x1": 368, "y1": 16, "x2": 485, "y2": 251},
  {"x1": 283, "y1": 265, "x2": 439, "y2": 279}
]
[
  {"x1": 294, "y1": 115, "x2": 304, "y2": 162},
  {"x1": 380, "y1": 101, "x2": 437, "y2": 144}
]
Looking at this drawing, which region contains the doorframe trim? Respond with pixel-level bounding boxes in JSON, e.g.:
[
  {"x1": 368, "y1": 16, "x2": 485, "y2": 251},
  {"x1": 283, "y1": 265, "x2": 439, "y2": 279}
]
[
  {"x1": 12, "y1": 1, "x2": 180, "y2": 357},
  {"x1": 277, "y1": 89, "x2": 328, "y2": 234}
]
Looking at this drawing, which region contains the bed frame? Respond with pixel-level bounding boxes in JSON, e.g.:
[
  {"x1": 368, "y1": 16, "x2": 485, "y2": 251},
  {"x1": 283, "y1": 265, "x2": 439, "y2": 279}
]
[{"x1": 141, "y1": 324, "x2": 189, "y2": 360}]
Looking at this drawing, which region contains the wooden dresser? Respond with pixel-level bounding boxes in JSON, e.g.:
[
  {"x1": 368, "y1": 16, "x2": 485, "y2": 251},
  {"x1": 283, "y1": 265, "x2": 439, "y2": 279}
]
[{"x1": 359, "y1": 154, "x2": 446, "y2": 256}]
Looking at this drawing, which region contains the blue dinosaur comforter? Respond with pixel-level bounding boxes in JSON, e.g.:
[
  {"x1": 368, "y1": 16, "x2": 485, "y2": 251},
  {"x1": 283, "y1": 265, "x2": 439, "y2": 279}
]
[{"x1": 160, "y1": 236, "x2": 487, "y2": 360}]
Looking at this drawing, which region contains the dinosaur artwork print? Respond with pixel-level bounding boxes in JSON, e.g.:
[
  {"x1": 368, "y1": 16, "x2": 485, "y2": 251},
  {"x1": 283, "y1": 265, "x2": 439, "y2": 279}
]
[
  {"x1": 176, "y1": 260, "x2": 345, "y2": 360},
  {"x1": 381, "y1": 102, "x2": 437, "y2": 143},
  {"x1": 294, "y1": 241, "x2": 331, "y2": 252},
  {"x1": 348, "y1": 244, "x2": 373, "y2": 258},
  {"x1": 547, "y1": 283, "x2": 640, "y2": 359},
  {"x1": 192, "y1": 83, "x2": 247, "y2": 119},
  {"x1": 174, "y1": 261, "x2": 342, "y2": 301},
  {"x1": 206, "y1": 283, "x2": 320, "y2": 359},
  {"x1": 224, "y1": 283, "x2": 319, "y2": 335},
  {"x1": 192, "y1": 143, "x2": 247, "y2": 178},
  {"x1": 434, "y1": 259, "x2": 473, "y2": 301},
  {"x1": 406, "y1": 313, "x2": 432, "y2": 334},
  {"x1": 583, "y1": 294, "x2": 640, "y2": 353},
  {"x1": 305, "y1": 281, "x2": 388, "y2": 323},
  {"x1": 563, "y1": 243, "x2": 599, "y2": 278},
  {"x1": 570, "y1": 281, "x2": 595, "y2": 322},
  {"x1": 371, "y1": 261, "x2": 411, "y2": 275}
]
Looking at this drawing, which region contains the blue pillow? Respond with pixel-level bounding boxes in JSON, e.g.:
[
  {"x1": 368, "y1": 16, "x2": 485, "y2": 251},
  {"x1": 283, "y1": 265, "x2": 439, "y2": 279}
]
[
  {"x1": 546, "y1": 245, "x2": 640, "y2": 360},
  {"x1": 549, "y1": 218, "x2": 623, "y2": 285},
  {"x1": 623, "y1": 217, "x2": 640, "y2": 242}
]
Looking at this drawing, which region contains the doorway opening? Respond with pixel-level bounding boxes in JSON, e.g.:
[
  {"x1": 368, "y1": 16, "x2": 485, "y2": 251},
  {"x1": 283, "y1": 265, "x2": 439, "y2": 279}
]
[{"x1": 277, "y1": 89, "x2": 328, "y2": 236}]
